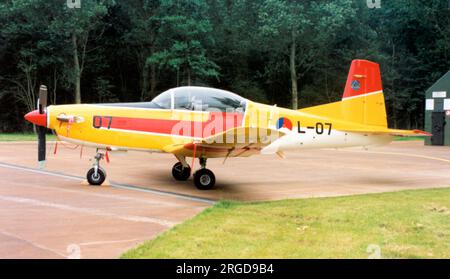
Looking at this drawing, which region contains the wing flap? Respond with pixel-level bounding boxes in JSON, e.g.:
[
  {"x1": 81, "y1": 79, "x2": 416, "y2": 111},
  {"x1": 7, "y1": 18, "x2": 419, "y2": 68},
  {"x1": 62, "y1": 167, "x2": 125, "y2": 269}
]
[
  {"x1": 162, "y1": 127, "x2": 285, "y2": 158},
  {"x1": 200, "y1": 127, "x2": 284, "y2": 147}
]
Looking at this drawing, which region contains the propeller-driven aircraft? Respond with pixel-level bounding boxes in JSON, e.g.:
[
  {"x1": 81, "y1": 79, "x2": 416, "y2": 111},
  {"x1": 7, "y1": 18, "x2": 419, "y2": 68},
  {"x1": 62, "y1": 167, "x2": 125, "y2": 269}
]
[{"x1": 24, "y1": 60, "x2": 430, "y2": 190}]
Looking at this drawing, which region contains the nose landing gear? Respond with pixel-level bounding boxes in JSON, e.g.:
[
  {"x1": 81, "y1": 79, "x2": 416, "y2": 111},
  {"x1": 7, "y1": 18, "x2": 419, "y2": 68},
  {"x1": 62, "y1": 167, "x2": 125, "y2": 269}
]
[{"x1": 87, "y1": 152, "x2": 106, "y2": 186}]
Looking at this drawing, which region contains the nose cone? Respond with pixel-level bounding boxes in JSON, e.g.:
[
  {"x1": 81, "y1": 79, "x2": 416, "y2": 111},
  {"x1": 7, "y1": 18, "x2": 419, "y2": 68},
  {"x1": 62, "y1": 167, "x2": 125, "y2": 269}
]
[{"x1": 24, "y1": 110, "x2": 47, "y2": 127}]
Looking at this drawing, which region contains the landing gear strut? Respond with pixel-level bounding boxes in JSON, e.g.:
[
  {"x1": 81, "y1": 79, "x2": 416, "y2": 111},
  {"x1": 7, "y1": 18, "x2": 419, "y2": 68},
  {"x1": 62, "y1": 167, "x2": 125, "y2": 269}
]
[
  {"x1": 193, "y1": 157, "x2": 215, "y2": 190},
  {"x1": 87, "y1": 152, "x2": 106, "y2": 186}
]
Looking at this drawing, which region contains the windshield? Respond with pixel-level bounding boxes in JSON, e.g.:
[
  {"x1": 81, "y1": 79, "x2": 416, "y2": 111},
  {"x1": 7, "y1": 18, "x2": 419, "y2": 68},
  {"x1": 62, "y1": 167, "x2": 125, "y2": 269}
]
[
  {"x1": 151, "y1": 90, "x2": 173, "y2": 109},
  {"x1": 151, "y1": 87, "x2": 247, "y2": 113}
]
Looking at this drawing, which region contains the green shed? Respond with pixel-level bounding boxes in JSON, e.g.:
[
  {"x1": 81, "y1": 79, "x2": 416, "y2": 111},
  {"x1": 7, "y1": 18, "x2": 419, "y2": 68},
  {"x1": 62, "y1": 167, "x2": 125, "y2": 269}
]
[{"x1": 424, "y1": 71, "x2": 450, "y2": 146}]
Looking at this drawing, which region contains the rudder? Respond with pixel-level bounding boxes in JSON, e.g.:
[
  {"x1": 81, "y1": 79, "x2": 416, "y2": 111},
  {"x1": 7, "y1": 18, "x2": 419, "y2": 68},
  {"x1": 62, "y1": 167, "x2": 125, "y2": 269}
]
[{"x1": 300, "y1": 59, "x2": 387, "y2": 128}]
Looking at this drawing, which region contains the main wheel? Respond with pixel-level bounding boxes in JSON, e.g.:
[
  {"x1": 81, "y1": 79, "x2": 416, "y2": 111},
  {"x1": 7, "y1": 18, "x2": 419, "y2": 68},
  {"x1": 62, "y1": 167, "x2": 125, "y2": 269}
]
[
  {"x1": 193, "y1": 168, "x2": 215, "y2": 190},
  {"x1": 172, "y1": 162, "x2": 191, "y2": 181},
  {"x1": 87, "y1": 167, "x2": 106, "y2": 186}
]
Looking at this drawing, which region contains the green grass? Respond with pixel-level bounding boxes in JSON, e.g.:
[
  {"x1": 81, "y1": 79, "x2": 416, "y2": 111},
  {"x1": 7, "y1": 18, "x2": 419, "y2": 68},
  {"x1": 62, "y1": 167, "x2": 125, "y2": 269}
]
[
  {"x1": 0, "y1": 133, "x2": 56, "y2": 141},
  {"x1": 394, "y1": 136, "x2": 425, "y2": 141},
  {"x1": 122, "y1": 188, "x2": 450, "y2": 259}
]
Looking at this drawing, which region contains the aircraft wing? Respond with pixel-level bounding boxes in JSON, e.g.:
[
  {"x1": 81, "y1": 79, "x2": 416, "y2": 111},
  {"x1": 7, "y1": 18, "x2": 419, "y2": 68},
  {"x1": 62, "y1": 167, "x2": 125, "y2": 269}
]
[{"x1": 163, "y1": 127, "x2": 285, "y2": 158}]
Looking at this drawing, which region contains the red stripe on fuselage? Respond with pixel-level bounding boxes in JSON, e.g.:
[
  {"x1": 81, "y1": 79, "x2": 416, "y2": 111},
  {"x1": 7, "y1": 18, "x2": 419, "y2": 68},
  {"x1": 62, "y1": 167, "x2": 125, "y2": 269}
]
[{"x1": 98, "y1": 112, "x2": 244, "y2": 138}]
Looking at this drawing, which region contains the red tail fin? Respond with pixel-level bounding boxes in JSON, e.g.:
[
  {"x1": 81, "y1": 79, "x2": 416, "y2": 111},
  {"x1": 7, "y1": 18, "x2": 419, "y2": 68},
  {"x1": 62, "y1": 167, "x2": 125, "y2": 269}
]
[
  {"x1": 342, "y1": 60, "x2": 383, "y2": 99},
  {"x1": 302, "y1": 59, "x2": 387, "y2": 127}
]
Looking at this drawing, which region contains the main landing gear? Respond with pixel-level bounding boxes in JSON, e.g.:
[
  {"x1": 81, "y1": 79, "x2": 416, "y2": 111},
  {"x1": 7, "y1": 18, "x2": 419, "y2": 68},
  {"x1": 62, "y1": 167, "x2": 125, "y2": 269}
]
[
  {"x1": 193, "y1": 157, "x2": 215, "y2": 190},
  {"x1": 87, "y1": 152, "x2": 106, "y2": 186},
  {"x1": 171, "y1": 156, "x2": 216, "y2": 190},
  {"x1": 172, "y1": 162, "x2": 191, "y2": 181}
]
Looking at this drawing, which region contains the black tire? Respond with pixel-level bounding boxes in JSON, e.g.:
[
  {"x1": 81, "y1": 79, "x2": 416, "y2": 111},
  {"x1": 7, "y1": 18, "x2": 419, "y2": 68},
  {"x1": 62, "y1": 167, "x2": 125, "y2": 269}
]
[
  {"x1": 172, "y1": 162, "x2": 191, "y2": 181},
  {"x1": 193, "y1": 168, "x2": 215, "y2": 190},
  {"x1": 87, "y1": 167, "x2": 106, "y2": 186}
]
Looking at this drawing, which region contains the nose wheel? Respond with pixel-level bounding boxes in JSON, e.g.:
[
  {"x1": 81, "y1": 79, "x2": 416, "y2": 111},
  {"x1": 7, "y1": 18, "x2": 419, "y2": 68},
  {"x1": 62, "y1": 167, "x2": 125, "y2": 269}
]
[
  {"x1": 87, "y1": 152, "x2": 107, "y2": 186},
  {"x1": 87, "y1": 167, "x2": 106, "y2": 186}
]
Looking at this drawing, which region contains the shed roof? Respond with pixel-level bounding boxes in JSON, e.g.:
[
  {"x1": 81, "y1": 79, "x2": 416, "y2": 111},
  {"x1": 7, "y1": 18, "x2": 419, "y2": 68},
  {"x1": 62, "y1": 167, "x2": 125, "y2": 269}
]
[{"x1": 426, "y1": 70, "x2": 450, "y2": 97}]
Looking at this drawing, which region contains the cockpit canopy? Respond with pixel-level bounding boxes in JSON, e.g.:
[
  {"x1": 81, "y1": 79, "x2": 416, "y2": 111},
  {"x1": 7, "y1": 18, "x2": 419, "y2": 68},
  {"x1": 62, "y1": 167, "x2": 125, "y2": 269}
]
[{"x1": 151, "y1": 87, "x2": 247, "y2": 113}]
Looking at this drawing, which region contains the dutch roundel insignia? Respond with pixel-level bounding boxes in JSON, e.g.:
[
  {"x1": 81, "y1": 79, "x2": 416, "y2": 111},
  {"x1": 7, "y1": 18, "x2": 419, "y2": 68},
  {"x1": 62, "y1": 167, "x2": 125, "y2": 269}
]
[
  {"x1": 351, "y1": 80, "x2": 360, "y2": 90},
  {"x1": 276, "y1": 117, "x2": 293, "y2": 130}
]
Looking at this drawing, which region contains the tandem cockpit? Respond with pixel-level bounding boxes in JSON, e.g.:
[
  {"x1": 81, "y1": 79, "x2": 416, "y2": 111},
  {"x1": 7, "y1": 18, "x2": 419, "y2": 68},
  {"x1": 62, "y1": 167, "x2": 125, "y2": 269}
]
[{"x1": 149, "y1": 87, "x2": 247, "y2": 113}]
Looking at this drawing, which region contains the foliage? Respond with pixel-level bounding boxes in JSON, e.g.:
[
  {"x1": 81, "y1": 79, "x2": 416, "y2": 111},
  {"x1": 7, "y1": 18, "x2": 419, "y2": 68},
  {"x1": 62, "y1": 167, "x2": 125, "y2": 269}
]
[
  {"x1": 0, "y1": 0, "x2": 449, "y2": 131},
  {"x1": 147, "y1": 0, "x2": 219, "y2": 87}
]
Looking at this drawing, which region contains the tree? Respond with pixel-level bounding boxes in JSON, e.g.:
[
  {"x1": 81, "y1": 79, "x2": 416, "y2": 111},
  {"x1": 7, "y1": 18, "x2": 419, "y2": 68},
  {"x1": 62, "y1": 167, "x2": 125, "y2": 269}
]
[
  {"x1": 0, "y1": 0, "x2": 56, "y2": 113},
  {"x1": 148, "y1": 0, "x2": 219, "y2": 87},
  {"x1": 258, "y1": 0, "x2": 354, "y2": 109},
  {"x1": 1, "y1": 0, "x2": 449, "y2": 132},
  {"x1": 371, "y1": 0, "x2": 450, "y2": 128},
  {"x1": 122, "y1": 0, "x2": 166, "y2": 100},
  {"x1": 49, "y1": 0, "x2": 112, "y2": 103},
  {"x1": 206, "y1": 0, "x2": 267, "y2": 101}
]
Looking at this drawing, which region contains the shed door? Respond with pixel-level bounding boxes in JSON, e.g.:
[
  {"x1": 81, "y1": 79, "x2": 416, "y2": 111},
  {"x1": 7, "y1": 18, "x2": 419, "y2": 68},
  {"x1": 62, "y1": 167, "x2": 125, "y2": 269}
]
[{"x1": 431, "y1": 112, "x2": 445, "y2": 146}]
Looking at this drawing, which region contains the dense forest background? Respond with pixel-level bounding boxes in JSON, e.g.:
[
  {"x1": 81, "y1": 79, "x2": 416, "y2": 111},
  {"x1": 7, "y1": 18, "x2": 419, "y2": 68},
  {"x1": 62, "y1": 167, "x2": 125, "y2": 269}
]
[{"x1": 0, "y1": 0, "x2": 449, "y2": 132}]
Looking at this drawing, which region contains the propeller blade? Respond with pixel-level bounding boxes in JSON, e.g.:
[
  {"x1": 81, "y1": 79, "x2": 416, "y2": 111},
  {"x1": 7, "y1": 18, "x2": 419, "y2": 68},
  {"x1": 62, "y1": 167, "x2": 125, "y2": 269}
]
[
  {"x1": 38, "y1": 85, "x2": 47, "y2": 114},
  {"x1": 37, "y1": 85, "x2": 47, "y2": 168},
  {"x1": 37, "y1": 126, "x2": 46, "y2": 168}
]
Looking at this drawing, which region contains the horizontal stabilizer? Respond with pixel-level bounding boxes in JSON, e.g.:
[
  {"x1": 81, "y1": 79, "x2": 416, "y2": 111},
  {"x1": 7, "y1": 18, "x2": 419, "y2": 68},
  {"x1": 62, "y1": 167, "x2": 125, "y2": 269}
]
[{"x1": 342, "y1": 128, "x2": 431, "y2": 137}]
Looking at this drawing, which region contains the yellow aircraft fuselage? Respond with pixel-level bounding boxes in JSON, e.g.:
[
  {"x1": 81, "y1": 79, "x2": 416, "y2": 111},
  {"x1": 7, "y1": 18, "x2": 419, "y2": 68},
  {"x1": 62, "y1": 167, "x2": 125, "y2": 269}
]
[{"x1": 45, "y1": 90, "x2": 393, "y2": 159}]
